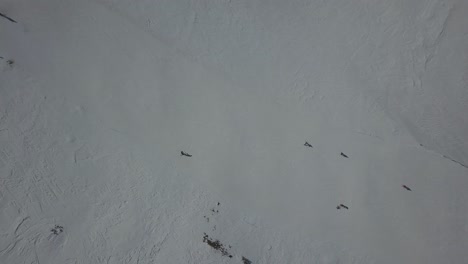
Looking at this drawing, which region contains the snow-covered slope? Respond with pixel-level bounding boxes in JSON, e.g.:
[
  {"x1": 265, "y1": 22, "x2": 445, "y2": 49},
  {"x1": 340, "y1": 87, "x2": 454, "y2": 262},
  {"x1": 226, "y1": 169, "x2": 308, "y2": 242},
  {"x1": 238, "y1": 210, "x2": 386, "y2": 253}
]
[{"x1": 1, "y1": 0, "x2": 467, "y2": 263}]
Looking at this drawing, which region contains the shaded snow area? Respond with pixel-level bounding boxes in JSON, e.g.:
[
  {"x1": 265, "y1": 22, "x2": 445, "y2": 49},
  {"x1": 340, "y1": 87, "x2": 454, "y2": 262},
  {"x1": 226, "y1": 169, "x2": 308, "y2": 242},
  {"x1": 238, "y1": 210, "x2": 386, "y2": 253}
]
[{"x1": 1, "y1": 0, "x2": 468, "y2": 263}]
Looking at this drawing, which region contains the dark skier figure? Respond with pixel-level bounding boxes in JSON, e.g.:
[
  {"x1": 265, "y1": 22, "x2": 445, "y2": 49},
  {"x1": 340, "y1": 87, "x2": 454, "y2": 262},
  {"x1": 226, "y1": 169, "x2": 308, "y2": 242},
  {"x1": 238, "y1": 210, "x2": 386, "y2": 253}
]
[
  {"x1": 340, "y1": 152, "x2": 349, "y2": 158},
  {"x1": 242, "y1": 256, "x2": 253, "y2": 264},
  {"x1": 337, "y1": 204, "x2": 349, "y2": 210},
  {"x1": 181, "y1": 151, "x2": 192, "y2": 157},
  {"x1": 304, "y1": 141, "x2": 313, "y2": 148},
  {"x1": 402, "y1": 185, "x2": 412, "y2": 191}
]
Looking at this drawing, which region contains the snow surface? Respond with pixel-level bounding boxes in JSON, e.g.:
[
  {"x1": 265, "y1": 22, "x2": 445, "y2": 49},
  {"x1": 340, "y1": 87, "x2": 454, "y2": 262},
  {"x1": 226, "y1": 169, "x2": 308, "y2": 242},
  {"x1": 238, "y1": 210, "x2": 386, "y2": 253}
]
[{"x1": 1, "y1": 0, "x2": 468, "y2": 263}]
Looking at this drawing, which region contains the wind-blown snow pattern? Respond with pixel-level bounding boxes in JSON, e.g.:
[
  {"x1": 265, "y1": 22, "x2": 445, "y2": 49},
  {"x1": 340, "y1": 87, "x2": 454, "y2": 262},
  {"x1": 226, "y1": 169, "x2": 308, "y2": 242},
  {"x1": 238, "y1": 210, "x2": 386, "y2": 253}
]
[{"x1": 1, "y1": 0, "x2": 467, "y2": 263}]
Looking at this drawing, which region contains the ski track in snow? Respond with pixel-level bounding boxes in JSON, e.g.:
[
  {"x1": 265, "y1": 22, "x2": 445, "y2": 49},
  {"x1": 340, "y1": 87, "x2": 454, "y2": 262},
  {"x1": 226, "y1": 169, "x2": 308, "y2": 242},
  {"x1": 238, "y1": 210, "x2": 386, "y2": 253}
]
[{"x1": 1, "y1": 0, "x2": 468, "y2": 263}]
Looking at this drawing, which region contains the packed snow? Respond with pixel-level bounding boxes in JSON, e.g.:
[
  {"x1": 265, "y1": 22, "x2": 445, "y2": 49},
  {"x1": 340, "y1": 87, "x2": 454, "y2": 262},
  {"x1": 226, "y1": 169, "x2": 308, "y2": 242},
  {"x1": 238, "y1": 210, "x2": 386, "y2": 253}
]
[{"x1": 1, "y1": 0, "x2": 468, "y2": 263}]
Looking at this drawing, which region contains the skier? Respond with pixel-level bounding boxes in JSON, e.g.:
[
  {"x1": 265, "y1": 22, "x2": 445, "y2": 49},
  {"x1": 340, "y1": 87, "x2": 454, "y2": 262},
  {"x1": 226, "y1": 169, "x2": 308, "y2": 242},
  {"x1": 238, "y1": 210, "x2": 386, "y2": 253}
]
[{"x1": 181, "y1": 151, "x2": 192, "y2": 157}]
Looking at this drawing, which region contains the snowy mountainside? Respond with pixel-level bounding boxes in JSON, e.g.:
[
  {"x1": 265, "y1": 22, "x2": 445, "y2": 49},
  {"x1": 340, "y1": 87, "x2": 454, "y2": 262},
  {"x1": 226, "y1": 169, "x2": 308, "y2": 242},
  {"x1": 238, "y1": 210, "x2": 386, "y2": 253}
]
[{"x1": 1, "y1": 0, "x2": 468, "y2": 263}]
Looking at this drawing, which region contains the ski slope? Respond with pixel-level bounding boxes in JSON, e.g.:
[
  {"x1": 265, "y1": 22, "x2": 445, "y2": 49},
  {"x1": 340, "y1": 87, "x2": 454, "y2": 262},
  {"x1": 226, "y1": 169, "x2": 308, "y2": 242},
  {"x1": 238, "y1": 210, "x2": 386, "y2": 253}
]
[{"x1": 1, "y1": 0, "x2": 468, "y2": 263}]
